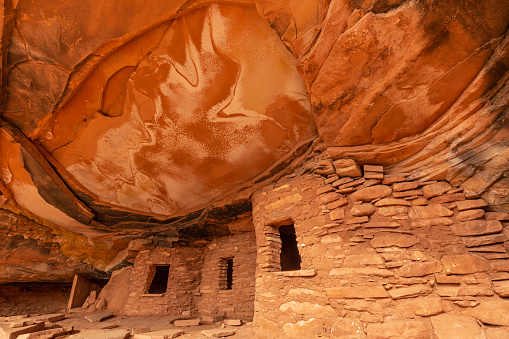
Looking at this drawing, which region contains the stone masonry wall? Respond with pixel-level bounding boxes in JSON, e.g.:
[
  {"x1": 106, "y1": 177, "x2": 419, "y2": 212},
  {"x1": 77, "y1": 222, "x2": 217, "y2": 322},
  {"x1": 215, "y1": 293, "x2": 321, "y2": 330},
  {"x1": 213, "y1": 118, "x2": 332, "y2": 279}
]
[
  {"x1": 197, "y1": 232, "x2": 257, "y2": 321},
  {"x1": 123, "y1": 245, "x2": 205, "y2": 316},
  {"x1": 252, "y1": 158, "x2": 509, "y2": 339}
]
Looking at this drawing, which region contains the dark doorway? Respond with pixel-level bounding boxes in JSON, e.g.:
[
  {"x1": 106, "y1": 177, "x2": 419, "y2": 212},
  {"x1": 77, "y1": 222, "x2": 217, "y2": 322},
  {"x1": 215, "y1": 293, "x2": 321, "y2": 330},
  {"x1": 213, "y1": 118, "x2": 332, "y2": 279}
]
[
  {"x1": 148, "y1": 265, "x2": 170, "y2": 294},
  {"x1": 279, "y1": 224, "x2": 301, "y2": 271}
]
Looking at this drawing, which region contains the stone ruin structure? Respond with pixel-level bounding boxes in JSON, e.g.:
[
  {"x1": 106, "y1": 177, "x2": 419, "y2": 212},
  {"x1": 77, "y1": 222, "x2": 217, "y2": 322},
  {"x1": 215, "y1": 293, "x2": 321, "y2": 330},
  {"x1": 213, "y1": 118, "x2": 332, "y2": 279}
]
[{"x1": 0, "y1": 0, "x2": 509, "y2": 338}]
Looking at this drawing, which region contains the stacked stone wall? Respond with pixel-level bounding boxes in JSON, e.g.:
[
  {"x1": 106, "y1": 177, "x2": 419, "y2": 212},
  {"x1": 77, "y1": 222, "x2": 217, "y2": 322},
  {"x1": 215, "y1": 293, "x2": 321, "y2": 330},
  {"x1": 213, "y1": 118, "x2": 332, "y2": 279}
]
[
  {"x1": 252, "y1": 159, "x2": 509, "y2": 338},
  {"x1": 197, "y1": 232, "x2": 257, "y2": 321},
  {"x1": 123, "y1": 245, "x2": 205, "y2": 316},
  {"x1": 122, "y1": 232, "x2": 256, "y2": 319}
]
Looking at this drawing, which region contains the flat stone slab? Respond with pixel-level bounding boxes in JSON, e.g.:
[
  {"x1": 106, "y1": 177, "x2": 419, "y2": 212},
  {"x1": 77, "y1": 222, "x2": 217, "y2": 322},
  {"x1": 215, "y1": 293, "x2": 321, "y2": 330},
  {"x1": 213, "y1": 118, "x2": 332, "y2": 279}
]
[
  {"x1": 31, "y1": 314, "x2": 65, "y2": 323},
  {"x1": 456, "y1": 199, "x2": 488, "y2": 211},
  {"x1": 0, "y1": 322, "x2": 45, "y2": 339},
  {"x1": 172, "y1": 319, "x2": 200, "y2": 327},
  {"x1": 17, "y1": 326, "x2": 73, "y2": 339},
  {"x1": 68, "y1": 329, "x2": 130, "y2": 339},
  {"x1": 133, "y1": 329, "x2": 184, "y2": 339},
  {"x1": 202, "y1": 328, "x2": 236, "y2": 338},
  {"x1": 450, "y1": 220, "x2": 502, "y2": 237},
  {"x1": 223, "y1": 319, "x2": 242, "y2": 326},
  {"x1": 85, "y1": 313, "x2": 114, "y2": 323},
  {"x1": 370, "y1": 234, "x2": 419, "y2": 248},
  {"x1": 10, "y1": 314, "x2": 65, "y2": 328}
]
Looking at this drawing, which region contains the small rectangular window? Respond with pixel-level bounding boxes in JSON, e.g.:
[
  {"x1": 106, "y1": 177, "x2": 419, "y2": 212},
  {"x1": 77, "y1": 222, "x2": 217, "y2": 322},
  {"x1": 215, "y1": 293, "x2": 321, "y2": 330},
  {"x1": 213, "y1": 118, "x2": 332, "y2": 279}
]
[
  {"x1": 147, "y1": 265, "x2": 170, "y2": 294},
  {"x1": 219, "y1": 257, "x2": 234, "y2": 290},
  {"x1": 279, "y1": 224, "x2": 301, "y2": 271}
]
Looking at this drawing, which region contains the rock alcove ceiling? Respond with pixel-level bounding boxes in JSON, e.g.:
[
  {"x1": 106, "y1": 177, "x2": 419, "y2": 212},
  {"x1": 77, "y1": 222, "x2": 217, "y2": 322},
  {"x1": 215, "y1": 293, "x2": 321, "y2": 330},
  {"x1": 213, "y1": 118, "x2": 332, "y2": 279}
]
[{"x1": 0, "y1": 0, "x2": 508, "y2": 282}]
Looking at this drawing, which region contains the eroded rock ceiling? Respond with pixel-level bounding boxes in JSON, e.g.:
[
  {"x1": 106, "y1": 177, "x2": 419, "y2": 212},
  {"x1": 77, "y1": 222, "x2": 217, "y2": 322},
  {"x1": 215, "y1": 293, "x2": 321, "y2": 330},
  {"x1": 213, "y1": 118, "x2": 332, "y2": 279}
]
[{"x1": 0, "y1": 0, "x2": 508, "y2": 281}]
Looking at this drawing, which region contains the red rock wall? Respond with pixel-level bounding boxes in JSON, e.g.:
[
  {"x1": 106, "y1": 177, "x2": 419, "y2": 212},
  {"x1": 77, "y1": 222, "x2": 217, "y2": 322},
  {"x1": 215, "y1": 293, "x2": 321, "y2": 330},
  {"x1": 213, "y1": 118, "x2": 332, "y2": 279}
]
[{"x1": 251, "y1": 157, "x2": 509, "y2": 338}]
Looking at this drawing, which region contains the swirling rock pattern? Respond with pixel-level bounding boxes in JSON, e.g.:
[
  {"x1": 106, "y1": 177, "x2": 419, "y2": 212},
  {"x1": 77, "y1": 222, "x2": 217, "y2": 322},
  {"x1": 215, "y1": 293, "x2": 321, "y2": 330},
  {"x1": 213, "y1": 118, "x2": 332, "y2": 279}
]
[{"x1": 0, "y1": 0, "x2": 508, "y2": 282}]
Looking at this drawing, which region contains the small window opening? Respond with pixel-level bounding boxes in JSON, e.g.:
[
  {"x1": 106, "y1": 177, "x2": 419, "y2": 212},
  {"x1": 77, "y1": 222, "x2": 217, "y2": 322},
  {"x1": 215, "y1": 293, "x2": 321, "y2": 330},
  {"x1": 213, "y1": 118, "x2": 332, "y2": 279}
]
[
  {"x1": 279, "y1": 224, "x2": 301, "y2": 271},
  {"x1": 148, "y1": 265, "x2": 170, "y2": 294},
  {"x1": 219, "y1": 257, "x2": 234, "y2": 290}
]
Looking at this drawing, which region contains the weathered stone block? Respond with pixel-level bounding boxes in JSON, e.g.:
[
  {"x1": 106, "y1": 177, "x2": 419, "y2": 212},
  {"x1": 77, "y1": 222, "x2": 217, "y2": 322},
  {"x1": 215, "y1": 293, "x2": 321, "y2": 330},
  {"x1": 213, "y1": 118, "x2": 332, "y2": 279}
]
[
  {"x1": 85, "y1": 313, "x2": 113, "y2": 323},
  {"x1": 364, "y1": 165, "x2": 384, "y2": 173},
  {"x1": 342, "y1": 254, "x2": 384, "y2": 267},
  {"x1": 485, "y1": 212, "x2": 509, "y2": 220},
  {"x1": 331, "y1": 318, "x2": 365, "y2": 338},
  {"x1": 393, "y1": 182, "x2": 419, "y2": 192},
  {"x1": 493, "y1": 280, "x2": 509, "y2": 297},
  {"x1": 330, "y1": 208, "x2": 346, "y2": 221},
  {"x1": 327, "y1": 199, "x2": 348, "y2": 210},
  {"x1": 321, "y1": 234, "x2": 343, "y2": 244},
  {"x1": 457, "y1": 285, "x2": 494, "y2": 296},
  {"x1": 431, "y1": 314, "x2": 482, "y2": 339},
  {"x1": 346, "y1": 216, "x2": 369, "y2": 224},
  {"x1": 463, "y1": 233, "x2": 506, "y2": 247},
  {"x1": 408, "y1": 205, "x2": 453, "y2": 219},
  {"x1": 326, "y1": 286, "x2": 389, "y2": 299},
  {"x1": 378, "y1": 206, "x2": 408, "y2": 217},
  {"x1": 464, "y1": 300, "x2": 509, "y2": 326},
  {"x1": 429, "y1": 193, "x2": 465, "y2": 203},
  {"x1": 273, "y1": 269, "x2": 317, "y2": 277},
  {"x1": 387, "y1": 284, "x2": 432, "y2": 299},
  {"x1": 350, "y1": 204, "x2": 375, "y2": 217},
  {"x1": 173, "y1": 319, "x2": 200, "y2": 327},
  {"x1": 393, "y1": 189, "x2": 422, "y2": 198},
  {"x1": 455, "y1": 209, "x2": 484, "y2": 222},
  {"x1": 318, "y1": 192, "x2": 342, "y2": 205},
  {"x1": 264, "y1": 194, "x2": 302, "y2": 210},
  {"x1": 441, "y1": 254, "x2": 489, "y2": 274},
  {"x1": 491, "y1": 261, "x2": 509, "y2": 272},
  {"x1": 399, "y1": 261, "x2": 442, "y2": 277},
  {"x1": 0, "y1": 322, "x2": 45, "y2": 339},
  {"x1": 329, "y1": 267, "x2": 393, "y2": 277},
  {"x1": 450, "y1": 220, "x2": 502, "y2": 236},
  {"x1": 402, "y1": 298, "x2": 444, "y2": 316},
  {"x1": 375, "y1": 198, "x2": 411, "y2": 207},
  {"x1": 317, "y1": 186, "x2": 334, "y2": 195},
  {"x1": 364, "y1": 221, "x2": 401, "y2": 228},
  {"x1": 370, "y1": 234, "x2": 419, "y2": 248},
  {"x1": 332, "y1": 177, "x2": 354, "y2": 187},
  {"x1": 283, "y1": 318, "x2": 326, "y2": 338},
  {"x1": 279, "y1": 301, "x2": 335, "y2": 315},
  {"x1": 365, "y1": 172, "x2": 384, "y2": 180},
  {"x1": 350, "y1": 185, "x2": 392, "y2": 202},
  {"x1": 455, "y1": 199, "x2": 488, "y2": 211},
  {"x1": 422, "y1": 181, "x2": 451, "y2": 199},
  {"x1": 223, "y1": 319, "x2": 242, "y2": 326},
  {"x1": 133, "y1": 329, "x2": 184, "y2": 339},
  {"x1": 412, "y1": 197, "x2": 428, "y2": 206},
  {"x1": 366, "y1": 320, "x2": 429, "y2": 339},
  {"x1": 382, "y1": 175, "x2": 407, "y2": 185},
  {"x1": 201, "y1": 328, "x2": 235, "y2": 338},
  {"x1": 18, "y1": 327, "x2": 73, "y2": 339},
  {"x1": 333, "y1": 159, "x2": 362, "y2": 177},
  {"x1": 410, "y1": 218, "x2": 453, "y2": 227}
]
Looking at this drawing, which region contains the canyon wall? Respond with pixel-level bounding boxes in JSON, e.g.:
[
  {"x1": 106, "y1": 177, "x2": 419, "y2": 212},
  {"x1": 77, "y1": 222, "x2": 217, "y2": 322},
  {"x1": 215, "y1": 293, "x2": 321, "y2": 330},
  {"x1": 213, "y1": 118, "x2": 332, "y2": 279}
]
[{"x1": 0, "y1": 0, "x2": 507, "y2": 323}]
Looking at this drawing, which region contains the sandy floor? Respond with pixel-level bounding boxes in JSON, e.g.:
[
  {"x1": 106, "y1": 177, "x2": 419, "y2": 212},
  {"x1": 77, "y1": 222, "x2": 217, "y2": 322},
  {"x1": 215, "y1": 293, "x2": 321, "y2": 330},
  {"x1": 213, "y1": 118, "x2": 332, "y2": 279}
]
[{"x1": 56, "y1": 314, "x2": 256, "y2": 338}]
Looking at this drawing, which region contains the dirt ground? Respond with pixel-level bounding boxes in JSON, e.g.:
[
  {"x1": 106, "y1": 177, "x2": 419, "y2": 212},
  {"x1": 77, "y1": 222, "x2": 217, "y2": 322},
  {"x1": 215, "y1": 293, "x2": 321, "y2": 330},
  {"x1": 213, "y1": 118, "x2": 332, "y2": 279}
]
[{"x1": 57, "y1": 314, "x2": 256, "y2": 338}]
